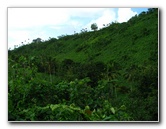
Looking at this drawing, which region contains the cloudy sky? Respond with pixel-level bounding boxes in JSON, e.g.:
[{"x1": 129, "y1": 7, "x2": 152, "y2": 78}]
[{"x1": 8, "y1": 8, "x2": 148, "y2": 49}]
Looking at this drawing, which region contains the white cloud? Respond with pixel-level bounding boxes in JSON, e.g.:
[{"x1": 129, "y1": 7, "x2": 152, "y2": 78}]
[
  {"x1": 8, "y1": 8, "x2": 141, "y2": 49},
  {"x1": 83, "y1": 9, "x2": 116, "y2": 30},
  {"x1": 8, "y1": 8, "x2": 106, "y2": 30},
  {"x1": 93, "y1": 9, "x2": 116, "y2": 29},
  {"x1": 8, "y1": 8, "x2": 70, "y2": 29},
  {"x1": 117, "y1": 8, "x2": 138, "y2": 23},
  {"x1": 8, "y1": 28, "x2": 50, "y2": 49},
  {"x1": 8, "y1": 30, "x2": 31, "y2": 49},
  {"x1": 68, "y1": 8, "x2": 105, "y2": 18}
]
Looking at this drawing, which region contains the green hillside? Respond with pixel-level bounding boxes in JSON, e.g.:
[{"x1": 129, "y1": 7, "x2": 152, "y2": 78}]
[{"x1": 8, "y1": 8, "x2": 158, "y2": 121}]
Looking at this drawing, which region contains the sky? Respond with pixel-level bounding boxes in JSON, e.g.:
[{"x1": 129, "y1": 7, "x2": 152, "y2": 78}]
[{"x1": 8, "y1": 8, "x2": 148, "y2": 50}]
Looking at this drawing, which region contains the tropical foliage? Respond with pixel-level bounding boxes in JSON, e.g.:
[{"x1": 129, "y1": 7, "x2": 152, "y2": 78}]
[{"x1": 8, "y1": 8, "x2": 158, "y2": 121}]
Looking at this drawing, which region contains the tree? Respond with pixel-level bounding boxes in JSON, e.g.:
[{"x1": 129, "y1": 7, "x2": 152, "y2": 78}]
[{"x1": 91, "y1": 23, "x2": 98, "y2": 31}]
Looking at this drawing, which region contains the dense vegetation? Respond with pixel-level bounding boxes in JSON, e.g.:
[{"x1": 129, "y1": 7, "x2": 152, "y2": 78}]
[{"x1": 8, "y1": 8, "x2": 158, "y2": 121}]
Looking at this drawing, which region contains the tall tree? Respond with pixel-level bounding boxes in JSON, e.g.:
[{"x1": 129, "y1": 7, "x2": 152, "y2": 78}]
[{"x1": 91, "y1": 23, "x2": 98, "y2": 31}]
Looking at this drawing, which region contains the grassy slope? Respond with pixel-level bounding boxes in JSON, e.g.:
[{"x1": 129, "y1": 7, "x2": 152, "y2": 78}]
[
  {"x1": 9, "y1": 9, "x2": 158, "y2": 70},
  {"x1": 8, "y1": 9, "x2": 158, "y2": 121}
]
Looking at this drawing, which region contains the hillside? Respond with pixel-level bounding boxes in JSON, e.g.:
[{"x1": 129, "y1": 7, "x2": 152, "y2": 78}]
[
  {"x1": 8, "y1": 8, "x2": 158, "y2": 121},
  {"x1": 9, "y1": 8, "x2": 158, "y2": 65}
]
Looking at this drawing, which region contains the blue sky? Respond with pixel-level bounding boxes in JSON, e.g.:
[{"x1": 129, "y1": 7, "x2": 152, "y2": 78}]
[{"x1": 8, "y1": 8, "x2": 148, "y2": 49}]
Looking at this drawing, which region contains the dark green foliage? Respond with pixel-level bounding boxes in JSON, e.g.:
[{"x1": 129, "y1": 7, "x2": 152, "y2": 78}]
[{"x1": 8, "y1": 9, "x2": 158, "y2": 121}]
